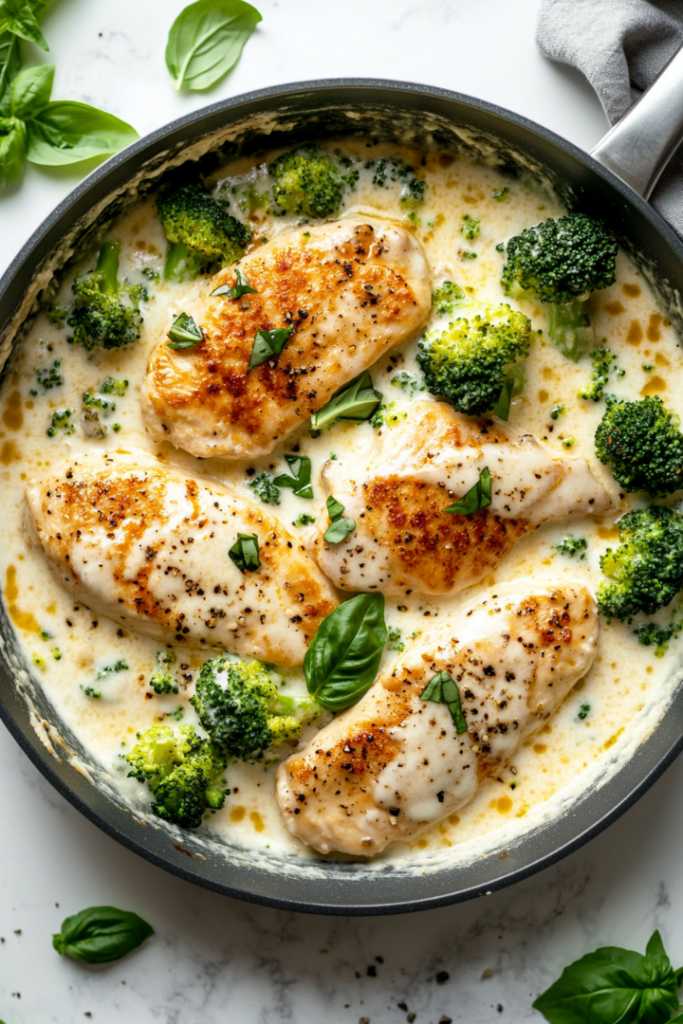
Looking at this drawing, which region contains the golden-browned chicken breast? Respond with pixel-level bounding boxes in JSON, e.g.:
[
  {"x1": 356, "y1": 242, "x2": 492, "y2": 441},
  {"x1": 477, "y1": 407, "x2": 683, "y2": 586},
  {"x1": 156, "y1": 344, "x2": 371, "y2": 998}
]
[
  {"x1": 141, "y1": 218, "x2": 432, "y2": 459},
  {"x1": 310, "y1": 401, "x2": 611, "y2": 596},
  {"x1": 276, "y1": 581, "x2": 598, "y2": 856},
  {"x1": 24, "y1": 451, "x2": 338, "y2": 667}
]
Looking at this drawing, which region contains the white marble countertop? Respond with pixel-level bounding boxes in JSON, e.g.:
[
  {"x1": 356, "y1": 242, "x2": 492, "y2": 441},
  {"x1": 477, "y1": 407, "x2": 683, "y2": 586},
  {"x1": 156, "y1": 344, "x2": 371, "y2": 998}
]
[{"x1": 3, "y1": 2, "x2": 683, "y2": 1022}]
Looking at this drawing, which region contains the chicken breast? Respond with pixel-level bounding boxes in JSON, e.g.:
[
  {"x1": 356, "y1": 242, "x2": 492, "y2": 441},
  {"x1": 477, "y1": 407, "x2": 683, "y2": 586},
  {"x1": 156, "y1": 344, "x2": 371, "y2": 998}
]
[
  {"x1": 141, "y1": 218, "x2": 432, "y2": 459},
  {"x1": 276, "y1": 581, "x2": 598, "y2": 856},
  {"x1": 24, "y1": 451, "x2": 338, "y2": 667},
  {"x1": 310, "y1": 400, "x2": 612, "y2": 596}
]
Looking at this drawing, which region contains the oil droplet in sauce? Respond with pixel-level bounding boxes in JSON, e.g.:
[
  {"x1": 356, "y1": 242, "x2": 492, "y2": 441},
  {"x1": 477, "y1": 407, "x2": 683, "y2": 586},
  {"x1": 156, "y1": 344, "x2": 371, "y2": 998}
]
[
  {"x1": 603, "y1": 301, "x2": 624, "y2": 315},
  {"x1": 533, "y1": 743, "x2": 547, "y2": 754},
  {"x1": 230, "y1": 805, "x2": 246, "y2": 823},
  {"x1": 2, "y1": 391, "x2": 23, "y2": 431},
  {"x1": 647, "y1": 313, "x2": 664, "y2": 342},
  {"x1": 622, "y1": 282, "x2": 641, "y2": 297},
  {"x1": 496, "y1": 796, "x2": 513, "y2": 814},
  {"x1": 626, "y1": 320, "x2": 643, "y2": 346},
  {"x1": 0, "y1": 440, "x2": 21, "y2": 464},
  {"x1": 597, "y1": 524, "x2": 620, "y2": 541},
  {"x1": 640, "y1": 375, "x2": 666, "y2": 396},
  {"x1": 250, "y1": 811, "x2": 265, "y2": 833},
  {"x1": 603, "y1": 728, "x2": 624, "y2": 751},
  {"x1": 5, "y1": 565, "x2": 40, "y2": 633}
]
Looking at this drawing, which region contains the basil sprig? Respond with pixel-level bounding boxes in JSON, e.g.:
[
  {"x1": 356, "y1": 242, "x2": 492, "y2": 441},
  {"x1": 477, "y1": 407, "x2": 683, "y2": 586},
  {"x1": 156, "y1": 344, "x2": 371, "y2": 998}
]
[
  {"x1": 166, "y1": 0, "x2": 262, "y2": 92},
  {"x1": 0, "y1": 0, "x2": 48, "y2": 52},
  {"x1": 444, "y1": 467, "x2": 492, "y2": 515},
  {"x1": 52, "y1": 906, "x2": 154, "y2": 965},
  {"x1": 0, "y1": 62, "x2": 138, "y2": 189},
  {"x1": 309, "y1": 370, "x2": 382, "y2": 436},
  {"x1": 166, "y1": 312, "x2": 204, "y2": 349},
  {"x1": 323, "y1": 494, "x2": 356, "y2": 544},
  {"x1": 211, "y1": 267, "x2": 257, "y2": 299},
  {"x1": 248, "y1": 325, "x2": 294, "y2": 371},
  {"x1": 304, "y1": 593, "x2": 387, "y2": 710},
  {"x1": 274, "y1": 454, "x2": 313, "y2": 498},
  {"x1": 493, "y1": 379, "x2": 513, "y2": 420},
  {"x1": 534, "y1": 930, "x2": 683, "y2": 1024},
  {"x1": 229, "y1": 532, "x2": 260, "y2": 573},
  {"x1": 421, "y1": 671, "x2": 467, "y2": 734}
]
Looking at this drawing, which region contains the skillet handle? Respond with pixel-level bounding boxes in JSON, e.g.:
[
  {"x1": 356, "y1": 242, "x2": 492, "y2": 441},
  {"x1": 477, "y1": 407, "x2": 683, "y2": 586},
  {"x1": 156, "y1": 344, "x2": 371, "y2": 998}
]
[{"x1": 590, "y1": 45, "x2": 683, "y2": 200}]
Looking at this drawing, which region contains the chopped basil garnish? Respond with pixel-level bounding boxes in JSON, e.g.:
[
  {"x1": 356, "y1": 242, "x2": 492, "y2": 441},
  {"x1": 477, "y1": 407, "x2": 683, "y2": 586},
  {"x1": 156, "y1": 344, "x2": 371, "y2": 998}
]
[
  {"x1": 421, "y1": 671, "x2": 467, "y2": 734},
  {"x1": 211, "y1": 268, "x2": 257, "y2": 299},
  {"x1": 248, "y1": 326, "x2": 294, "y2": 371},
  {"x1": 274, "y1": 454, "x2": 313, "y2": 499},
  {"x1": 323, "y1": 494, "x2": 356, "y2": 544},
  {"x1": 166, "y1": 312, "x2": 204, "y2": 349},
  {"x1": 52, "y1": 906, "x2": 154, "y2": 964},
  {"x1": 444, "y1": 467, "x2": 492, "y2": 515},
  {"x1": 229, "y1": 532, "x2": 260, "y2": 573},
  {"x1": 493, "y1": 380, "x2": 513, "y2": 420},
  {"x1": 309, "y1": 371, "x2": 382, "y2": 436},
  {"x1": 304, "y1": 593, "x2": 387, "y2": 710}
]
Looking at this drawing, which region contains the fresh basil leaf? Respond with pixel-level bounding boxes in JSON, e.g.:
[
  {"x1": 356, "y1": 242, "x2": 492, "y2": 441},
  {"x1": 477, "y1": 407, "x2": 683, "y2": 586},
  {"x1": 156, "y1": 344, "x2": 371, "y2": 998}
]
[
  {"x1": 533, "y1": 929, "x2": 680, "y2": 1024},
  {"x1": 8, "y1": 61, "x2": 52, "y2": 118},
  {"x1": 421, "y1": 671, "x2": 467, "y2": 733},
  {"x1": 274, "y1": 454, "x2": 313, "y2": 498},
  {"x1": 248, "y1": 325, "x2": 293, "y2": 371},
  {"x1": 211, "y1": 267, "x2": 256, "y2": 299},
  {"x1": 309, "y1": 370, "x2": 382, "y2": 436},
  {"x1": 0, "y1": 31, "x2": 21, "y2": 110},
  {"x1": 166, "y1": 311, "x2": 204, "y2": 349},
  {"x1": 165, "y1": 0, "x2": 262, "y2": 92},
  {"x1": 0, "y1": 114, "x2": 26, "y2": 187},
  {"x1": 325, "y1": 494, "x2": 344, "y2": 520},
  {"x1": 304, "y1": 593, "x2": 387, "y2": 711},
  {"x1": 444, "y1": 467, "x2": 492, "y2": 515},
  {"x1": 26, "y1": 101, "x2": 138, "y2": 165},
  {"x1": 323, "y1": 493, "x2": 355, "y2": 543},
  {"x1": 52, "y1": 906, "x2": 154, "y2": 965},
  {"x1": 229, "y1": 532, "x2": 260, "y2": 573},
  {"x1": 493, "y1": 379, "x2": 513, "y2": 421},
  {"x1": 0, "y1": 0, "x2": 48, "y2": 50}
]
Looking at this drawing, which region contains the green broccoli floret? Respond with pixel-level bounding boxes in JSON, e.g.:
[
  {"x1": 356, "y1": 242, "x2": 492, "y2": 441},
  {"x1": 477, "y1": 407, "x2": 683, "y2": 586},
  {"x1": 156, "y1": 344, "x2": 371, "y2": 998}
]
[
  {"x1": 158, "y1": 183, "x2": 251, "y2": 282},
  {"x1": 417, "y1": 304, "x2": 531, "y2": 416},
  {"x1": 595, "y1": 396, "x2": 683, "y2": 496},
  {"x1": 99, "y1": 377, "x2": 128, "y2": 396},
  {"x1": 126, "y1": 725, "x2": 226, "y2": 829},
  {"x1": 248, "y1": 473, "x2": 281, "y2": 505},
  {"x1": 191, "y1": 655, "x2": 320, "y2": 762},
  {"x1": 433, "y1": 280, "x2": 466, "y2": 317},
  {"x1": 501, "y1": 213, "x2": 618, "y2": 361},
  {"x1": 269, "y1": 146, "x2": 355, "y2": 220},
  {"x1": 555, "y1": 536, "x2": 587, "y2": 559},
  {"x1": 597, "y1": 506, "x2": 683, "y2": 622},
  {"x1": 634, "y1": 619, "x2": 683, "y2": 657},
  {"x1": 149, "y1": 650, "x2": 178, "y2": 695},
  {"x1": 578, "y1": 346, "x2": 623, "y2": 401},
  {"x1": 66, "y1": 242, "x2": 145, "y2": 351}
]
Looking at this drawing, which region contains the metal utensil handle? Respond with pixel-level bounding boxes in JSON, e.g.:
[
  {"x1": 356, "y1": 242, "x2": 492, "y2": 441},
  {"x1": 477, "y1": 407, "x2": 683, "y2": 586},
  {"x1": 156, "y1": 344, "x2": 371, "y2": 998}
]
[{"x1": 591, "y1": 45, "x2": 683, "y2": 199}]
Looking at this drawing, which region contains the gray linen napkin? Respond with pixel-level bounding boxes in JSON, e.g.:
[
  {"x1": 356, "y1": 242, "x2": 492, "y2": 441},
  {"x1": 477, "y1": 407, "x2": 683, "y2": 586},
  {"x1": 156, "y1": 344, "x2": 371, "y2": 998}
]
[{"x1": 537, "y1": 0, "x2": 683, "y2": 235}]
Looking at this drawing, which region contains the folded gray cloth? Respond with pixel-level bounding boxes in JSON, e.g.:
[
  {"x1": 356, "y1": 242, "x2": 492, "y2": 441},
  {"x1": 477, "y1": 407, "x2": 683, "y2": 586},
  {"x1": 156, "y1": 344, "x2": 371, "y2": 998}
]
[{"x1": 537, "y1": 0, "x2": 683, "y2": 235}]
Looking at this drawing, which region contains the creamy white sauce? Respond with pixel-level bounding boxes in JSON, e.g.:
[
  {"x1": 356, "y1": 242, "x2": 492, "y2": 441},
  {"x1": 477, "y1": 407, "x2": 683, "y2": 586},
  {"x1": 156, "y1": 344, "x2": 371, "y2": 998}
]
[{"x1": 2, "y1": 140, "x2": 682, "y2": 872}]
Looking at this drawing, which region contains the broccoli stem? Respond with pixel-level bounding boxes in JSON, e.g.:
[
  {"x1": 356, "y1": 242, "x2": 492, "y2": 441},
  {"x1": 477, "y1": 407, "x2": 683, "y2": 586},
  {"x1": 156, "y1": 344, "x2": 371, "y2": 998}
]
[
  {"x1": 96, "y1": 242, "x2": 121, "y2": 294},
  {"x1": 163, "y1": 241, "x2": 204, "y2": 283}
]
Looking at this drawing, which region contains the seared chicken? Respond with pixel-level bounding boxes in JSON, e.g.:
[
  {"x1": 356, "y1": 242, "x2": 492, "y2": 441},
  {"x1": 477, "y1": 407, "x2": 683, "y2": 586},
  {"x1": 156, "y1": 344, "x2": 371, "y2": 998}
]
[
  {"x1": 311, "y1": 401, "x2": 611, "y2": 596},
  {"x1": 276, "y1": 581, "x2": 598, "y2": 856},
  {"x1": 141, "y1": 218, "x2": 432, "y2": 459},
  {"x1": 25, "y1": 452, "x2": 337, "y2": 667}
]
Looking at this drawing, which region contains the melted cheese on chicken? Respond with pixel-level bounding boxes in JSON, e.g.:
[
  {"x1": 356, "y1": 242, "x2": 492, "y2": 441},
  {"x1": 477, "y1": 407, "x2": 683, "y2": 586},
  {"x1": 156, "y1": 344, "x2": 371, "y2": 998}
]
[
  {"x1": 310, "y1": 401, "x2": 612, "y2": 596},
  {"x1": 276, "y1": 582, "x2": 598, "y2": 856},
  {"x1": 140, "y1": 218, "x2": 432, "y2": 459},
  {"x1": 24, "y1": 452, "x2": 338, "y2": 667}
]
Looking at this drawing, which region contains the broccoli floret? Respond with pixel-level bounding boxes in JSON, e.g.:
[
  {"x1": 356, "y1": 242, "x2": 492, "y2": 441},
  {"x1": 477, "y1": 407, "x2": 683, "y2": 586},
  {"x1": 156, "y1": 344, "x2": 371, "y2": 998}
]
[
  {"x1": 35, "y1": 360, "x2": 63, "y2": 391},
  {"x1": 66, "y1": 242, "x2": 145, "y2": 351},
  {"x1": 269, "y1": 146, "x2": 355, "y2": 220},
  {"x1": 158, "y1": 183, "x2": 251, "y2": 282},
  {"x1": 149, "y1": 650, "x2": 178, "y2": 695},
  {"x1": 191, "y1": 655, "x2": 320, "y2": 762},
  {"x1": 47, "y1": 409, "x2": 75, "y2": 437},
  {"x1": 417, "y1": 304, "x2": 531, "y2": 416},
  {"x1": 597, "y1": 506, "x2": 683, "y2": 622},
  {"x1": 99, "y1": 377, "x2": 128, "y2": 396},
  {"x1": 578, "y1": 346, "x2": 623, "y2": 401},
  {"x1": 248, "y1": 473, "x2": 281, "y2": 505},
  {"x1": 634, "y1": 619, "x2": 683, "y2": 657},
  {"x1": 555, "y1": 536, "x2": 587, "y2": 559},
  {"x1": 595, "y1": 396, "x2": 683, "y2": 497},
  {"x1": 502, "y1": 213, "x2": 618, "y2": 362},
  {"x1": 126, "y1": 725, "x2": 226, "y2": 829},
  {"x1": 433, "y1": 280, "x2": 466, "y2": 317}
]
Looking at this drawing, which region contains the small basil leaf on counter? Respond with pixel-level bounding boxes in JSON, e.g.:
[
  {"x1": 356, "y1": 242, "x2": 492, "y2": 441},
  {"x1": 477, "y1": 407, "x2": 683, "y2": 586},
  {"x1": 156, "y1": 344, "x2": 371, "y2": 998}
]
[
  {"x1": 166, "y1": 312, "x2": 204, "y2": 349},
  {"x1": 533, "y1": 929, "x2": 681, "y2": 1024},
  {"x1": 229, "y1": 532, "x2": 260, "y2": 573},
  {"x1": 304, "y1": 593, "x2": 387, "y2": 711},
  {"x1": 493, "y1": 379, "x2": 513, "y2": 421},
  {"x1": 273, "y1": 453, "x2": 313, "y2": 499},
  {"x1": 0, "y1": 114, "x2": 26, "y2": 187},
  {"x1": 52, "y1": 906, "x2": 154, "y2": 965},
  {"x1": 211, "y1": 267, "x2": 257, "y2": 299},
  {"x1": 26, "y1": 101, "x2": 139, "y2": 166},
  {"x1": 165, "y1": 0, "x2": 262, "y2": 92},
  {"x1": 421, "y1": 671, "x2": 467, "y2": 734},
  {"x1": 323, "y1": 493, "x2": 355, "y2": 544},
  {"x1": 0, "y1": 0, "x2": 48, "y2": 50},
  {"x1": 444, "y1": 467, "x2": 491, "y2": 515},
  {"x1": 309, "y1": 370, "x2": 382, "y2": 436},
  {"x1": 0, "y1": 31, "x2": 22, "y2": 111},
  {"x1": 248, "y1": 325, "x2": 293, "y2": 371},
  {"x1": 8, "y1": 61, "x2": 53, "y2": 119}
]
